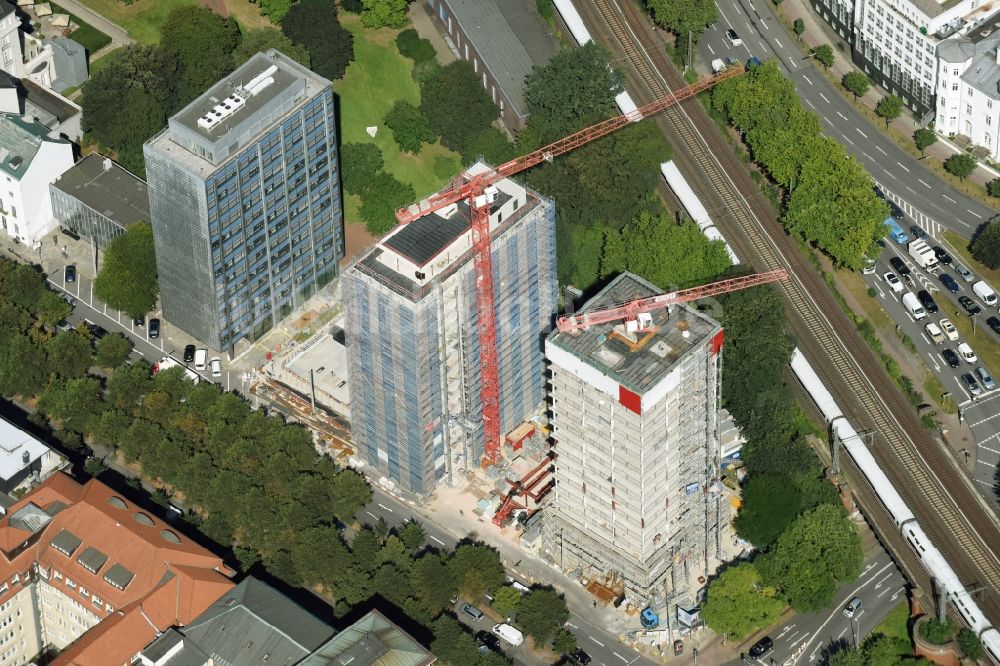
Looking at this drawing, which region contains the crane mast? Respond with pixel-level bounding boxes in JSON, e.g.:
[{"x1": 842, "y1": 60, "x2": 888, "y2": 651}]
[{"x1": 393, "y1": 65, "x2": 747, "y2": 467}]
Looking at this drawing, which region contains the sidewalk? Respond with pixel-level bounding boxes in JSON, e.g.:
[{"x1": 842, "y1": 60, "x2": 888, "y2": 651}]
[
  {"x1": 50, "y1": 0, "x2": 133, "y2": 48},
  {"x1": 778, "y1": 0, "x2": 1000, "y2": 189}
]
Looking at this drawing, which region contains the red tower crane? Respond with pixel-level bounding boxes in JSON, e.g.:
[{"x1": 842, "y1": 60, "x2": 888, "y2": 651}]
[
  {"x1": 394, "y1": 66, "x2": 745, "y2": 467},
  {"x1": 555, "y1": 269, "x2": 790, "y2": 333}
]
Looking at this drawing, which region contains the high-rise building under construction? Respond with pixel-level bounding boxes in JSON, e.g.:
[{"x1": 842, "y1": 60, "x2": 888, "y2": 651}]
[
  {"x1": 343, "y1": 163, "x2": 557, "y2": 496},
  {"x1": 543, "y1": 272, "x2": 724, "y2": 607}
]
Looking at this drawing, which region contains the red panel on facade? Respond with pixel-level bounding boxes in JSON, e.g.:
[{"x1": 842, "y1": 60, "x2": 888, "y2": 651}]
[
  {"x1": 619, "y1": 385, "x2": 641, "y2": 415},
  {"x1": 711, "y1": 329, "x2": 725, "y2": 355}
]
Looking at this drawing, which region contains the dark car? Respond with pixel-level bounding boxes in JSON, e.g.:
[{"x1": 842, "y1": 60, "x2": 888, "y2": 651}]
[
  {"x1": 917, "y1": 290, "x2": 938, "y2": 314},
  {"x1": 149, "y1": 318, "x2": 160, "y2": 339},
  {"x1": 133, "y1": 314, "x2": 145, "y2": 328},
  {"x1": 942, "y1": 348, "x2": 961, "y2": 368},
  {"x1": 933, "y1": 246, "x2": 953, "y2": 265},
  {"x1": 183, "y1": 344, "x2": 196, "y2": 363},
  {"x1": 988, "y1": 316, "x2": 1000, "y2": 334},
  {"x1": 476, "y1": 631, "x2": 501, "y2": 652},
  {"x1": 939, "y1": 273, "x2": 960, "y2": 294},
  {"x1": 748, "y1": 636, "x2": 774, "y2": 658},
  {"x1": 889, "y1": 256, "x2": 911, "y2": 276},
  {"x1": 959, "y1": 295, "x2": 982, "y2": 315},
  {"x1": 84, "y1": 321, "x2": 107, "y2": 340},
  {"x1": 568, "y1": 649, "x2": 592, "y2": 665},
  {"x1": 60, "y1": 292, "x2": 76, "y2": 308},
  {"x1": 910, "y1": 224, "x2": 926, "y2": 238},
  {"x1": 64, "y1": 264, "x2": 76, "y2": 283},
  {"x1": 56, "y1": 319, "x2": 72, "y2": 332}
]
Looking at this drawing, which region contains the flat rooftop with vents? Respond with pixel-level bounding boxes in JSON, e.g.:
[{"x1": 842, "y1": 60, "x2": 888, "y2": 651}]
[{"x1": 50, "y1": 153, "x2": 149, "y2": 227}]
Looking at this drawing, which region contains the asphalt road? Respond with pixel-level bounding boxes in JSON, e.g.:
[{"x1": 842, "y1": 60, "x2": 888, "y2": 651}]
[
  {"x1": 723, "y1": 550, "x2": 907, "y2": 665},
  {"x1": 698, "y1": 0, "x2": 998, "y2": 238}
]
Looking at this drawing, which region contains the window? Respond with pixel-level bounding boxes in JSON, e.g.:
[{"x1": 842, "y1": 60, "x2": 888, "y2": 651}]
[
  {"x1": 986, "y1": 132, "x2": 992, "y2": 145},
  {"x1": 989, "y1": 100, "x2": 994, "y2": 109},
  {"x1": 953, "y1": 83, "x2": 959, "y2": 91},
  {"x1": 988, "y1": 115, "x2": 993, "y2": 126},
  {"x1": 968, "y1": 88, "x2": 974, "y2": 97},
  {"x1": 967, "y1": 104, "x2": 973, "y2": 114}
]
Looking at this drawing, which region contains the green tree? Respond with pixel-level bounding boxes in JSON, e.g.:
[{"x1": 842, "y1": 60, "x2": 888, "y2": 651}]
[
  {"x1": 359, "y1": 172, "x2": 415, "y2": 235},
  {"x1": 517, "y1": 588, "x2": 569, "y2": 645},
  {"x1": 793, "y1": 18, "x2": 805, "y2": 37},
  {"x1": 384, "y1": 101, "x2": 435, "y2": 153},
  {"x1": 758, "y1": 504, "x2": 862, "y2": 612},
  {"x1": 282, "y1": 0, "x2": 355, "y2": 80},
  {"x1": 919, "y1": 617, "x2": 954, "y2": 645},
  {"x1": 734, "y1": 473, "x2": 803, "y2": 548},
  {"x1": 841, "y1": 71, "x2": 869, "y2": 100},
  {"x1": 462, "y1": 127, "x2": 517, "y2": 165},
  {"x1": 944, "y1": 153, "x2": 976, "y2": 180},
  {"x1": 989, "y1": 178, "x2": 1000, "y2": 198},
  {"x1": 340, "y1": 143, "x2": 385, "y2": 196},
  {"x1": 45, "y1": 331, "x2": 93, "y2": 379},
  {"x1": 35, "y1": 290, "x2": 71, "y2": 329},
  {"x1": 257, "y1": 0, "x2": 295, "y2": 22},
  {"x1": 552, "y1": 629, "x2": 577, "y2": 654},
  {"x1": 410, "y1": 553, "x2": 457, "y2": 612},
  {"x1": 362, "y1": 0, "x2": 409, "y2": 29},
  {"x1": 448, "y1": 543, "x2": 505, "y2": 599},
  {"x1": 38, "y1": 377, "x2": 104, "y2": 426},
  {"x1": 645, "y1": 0, "x2": 718, "y2": 38},
  {"x1": 396, "y1": 29, "x2": 436, "y2": 63},
  {"x1": 913, "y1": 127, "x2": 937, "y2": 156},
  {"x1": 94, "y1": 222, "x2": 158, "y2": 318},
  {"x1": 812, "y1": 44, "x2": 835, "y2": 69},
  {"x1": 702, "y1": 562, "x2": 784, "y2": 639},
  {"x1": 398, "y1": 520, "x2": 426, "y2": 552},
  {"x1": 523, "y1": 41, "x2": 621, "y2": 143},
  {"x1": 342, "y1": 0, "x2": 363, "y2": 12},
  {"x1": 0, "y1": 335, "x2": 47, "y2": 398},
  {"x1": 599, "y1": 212, "x2": 732, "y2": 289},
  {"x1": 958, "y1": 627, "x2": 983, "y2": 659},
  {"x1": 972, "y1": 216, "x2": 1000, "y2": 268},
  {"x1": 875, "y1": 94, "x2": 904, "y2": 127},
  {"x1": 95, "y1": 333, "x2": 133, "y2": 368},
  {"x1": 420, "y1": 60, "x2": 499, "y2": 151},
  {"x1": 491, "y1": 585, "x2": 522, "y2": 617},
  {"x1": 159, "y1": 6, "x2": 240, "y2": 110},
  {"x1": 232, "y1": 28, "x2": 310, "y2": 68},
  {"x1": 290, "y1": 525, "x2": 352, "y2": 588},
  {"x1": 330, "y1": 469, "x2": 372, "y2": 521}
]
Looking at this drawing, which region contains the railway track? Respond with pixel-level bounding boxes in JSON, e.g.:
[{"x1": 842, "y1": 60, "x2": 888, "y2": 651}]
[{"x1": 575, "y1": 0, "x2": 1000, "y2": 619}]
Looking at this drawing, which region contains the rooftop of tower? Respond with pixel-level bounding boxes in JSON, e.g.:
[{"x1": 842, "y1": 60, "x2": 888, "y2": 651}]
[{"x1": 547, "y1": 272, "x2": 721, "y2": 396}]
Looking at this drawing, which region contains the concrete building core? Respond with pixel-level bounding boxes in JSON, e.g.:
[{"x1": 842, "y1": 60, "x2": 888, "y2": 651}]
[
  {"x1": 343, "y1": 162, "x2": 557, "y2": 496},
  {"x1": 543, "y1": 272, "x2": 725, "y2": 609}
]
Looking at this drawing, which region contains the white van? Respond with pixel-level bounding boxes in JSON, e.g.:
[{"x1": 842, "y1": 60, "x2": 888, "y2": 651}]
[
  {"x1": 491, "y1": 623, "x2": 524, "y2": 647},
  {"x1": 901, "y1": 292, "x2": 926, "y2": 320},
  {"x1": 711, "y1": 58, "x2": 726, "y2": 73},
  {"x1": 194, "y1": 348, "x2": 207, "y2": 371},
  {"x1": 925, "y1": 322, "x2": 944, "y2": 344},
  {"x1": 973, "y1": 280, "x2": 997, "y2": 307}
]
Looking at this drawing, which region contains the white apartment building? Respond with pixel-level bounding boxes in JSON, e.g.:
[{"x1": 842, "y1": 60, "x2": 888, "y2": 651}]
[
  {"x1": 542, "y1": 273, "x2": 725, "y2": 608},
  {"x1": 0, "y1": 112, "x2": 72, "y2": 245}
]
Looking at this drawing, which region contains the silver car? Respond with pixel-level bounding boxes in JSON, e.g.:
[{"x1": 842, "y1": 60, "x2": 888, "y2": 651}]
[
  {"x1": 955, "y1": 264, "x2": 975, "y2": 282},
  {"x1": 976, "y1": 366, "x2": 996, "y2": 390},
  {"x1": 962, "y1": 373, "x2": 982, "y2": 397}
]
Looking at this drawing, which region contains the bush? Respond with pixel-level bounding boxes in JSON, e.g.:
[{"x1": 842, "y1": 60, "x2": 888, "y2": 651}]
[
  {"x1": 944, "y1": 153, "x2": 976, "y2": 180},
  {"x1": 958, "y1": 628, "x2": 983, "y2": 659},
  {"x1": 396, "y1": 29, "x2": 436, "y2": 63},
  {"x1": 359, "y1": 172, "x2": 416, "y2": 235},
  {"x1": 972, "y1": 215, "x2": 1000, "y2": 268},
  {"x1": 340, "y1": 143, "x2": 385, "y2": 195},
  {"x1": 420, "y1": 60, "x2": 499, "y2": 152},
  {"x1": 384, "y1": 101, "x2": 435, "y2": 154},
  {"x1": 919, "y1": 617, "x2": 954, "y2": 645},
  {"x1": 342, "y1": 0, "x2": 363, "y2": 12},
  {"x1": 988, "y1": 177, "x2": 1000, "y2": 198}
]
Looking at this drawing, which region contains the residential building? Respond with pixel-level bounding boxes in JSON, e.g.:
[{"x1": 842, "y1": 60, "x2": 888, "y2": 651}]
[
  {"x1": 343, "y1": 162, "x2": 557, "y2": 496},
  {"x1": 301, "y1": 610, "x2": 436, "y2": 666},
  {"x1": 542, "y1": 272, "x2": 725, "y2": 608},
  {"x1": 0, "y1": 73, "x2": 83, "y2": 143},
  {"x1": 0, "y1": 471, "x2": 235, "y2": 666},
  {"x1": 137, "y1": 576, "x2": 334, "y2": 666},
  {"x1": 46, "y1": 38, "x2": 87, "y2": 92},
  {"x1": 0, "y1": 112, "x2": 73, "y2": 244},
  {"x1": 423, "y1": 0, "x2": 557, "y2": 129},
  {"x1": 50, "y1": 154, "x2": 150, "y2": 249},
  {"x1": 0, "y1": 415, "x2": 65, "y2": 494},
  {"x1": 0, "y1": 3, "x2": 21, "y2": 77},
  {"x1": 144, "y1": 49, "x2": 343, "y2": 353}
]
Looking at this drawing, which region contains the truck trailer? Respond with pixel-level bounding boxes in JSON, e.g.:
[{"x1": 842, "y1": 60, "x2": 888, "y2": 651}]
[{"x1": 908, "y1": 239, "x2": 938, "y2": 270}]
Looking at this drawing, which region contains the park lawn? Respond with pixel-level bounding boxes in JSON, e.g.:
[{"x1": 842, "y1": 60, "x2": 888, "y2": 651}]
[
  {"x1": 88, "y1": 47, "x2": 122, "y2": 75},
  {"x1": 873, "y1": 601, "x2": 910, "y2": 644},
  {"x1": 49, "y1": 1, "x2": 111, "y2": 53},
  {"x1": 221, "y1": 0, "x2": 272, "y2": 31},
  {"x1": 334, "y1": 13, "x2": 461, "y2": 223},
  {"x1": 76, "y1": 0, "x2": 269, "y2": 44}
]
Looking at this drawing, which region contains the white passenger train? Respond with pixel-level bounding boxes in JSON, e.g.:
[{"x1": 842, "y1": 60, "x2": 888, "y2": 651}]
[{"x1": 660, "y1": 161, "x2": 741, "y2": 265}]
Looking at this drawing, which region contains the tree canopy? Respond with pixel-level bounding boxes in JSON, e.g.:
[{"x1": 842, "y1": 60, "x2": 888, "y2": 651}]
[
  {"x1": 517, "y1": 588, "x2": 570, "y2": 646},
  {"x1": 841, "y1": 71, "x2": 869, "y2": 99},
  {"x1": 282, "y1": 0, "x2": 355, "y2": 80},
  {"x1": 396, "y1": 29, "x2": 436, "y2": 63},
  {"x1": 233, "y1": 28, "x2": 310, "y2": 68},
  {"x1": 944, "y1": 153, "x2": 976, "y2": 180},
  {"x1": 384, "y1": 100, "x2": 436, "y2": 154},
  {"x1": 420, "y1": 61, "x2": 499, "y2": 152},
  {"x1": 256, "y1": 0, "x2": 295, "y2": 22},
  {"x1": 94, "y1": 223, "x2": 159, "y2": 319},
  {"x1": 159, "y1": 6, "x2": 241, "y2": 109},
  {"x1": 645, "y1": 0, "x2": 718, "y2": 38},
  {"x1": 340, "y1": 143, "x2": 385, "y2": 196},
  {"x1": 875, "y1": 95, "x2": 904, "y2": 127},
  {"x1": 359, "y1": 172, "x2": 415, "y2": 235},
  {"x1": 973, "y1": 216, "x2": 1000, "y2": 268},
  {"x1": 362, "y1": 0, "x2": 409, "y2": 28},
  {"x1": 812, "y1": 44, "x2": 834, "y2": 68},
  {"x1": 913, "y1": 127, "x2": 937, "y2": 155},
  {"x1": 701, "y1": 563, "x2": 784, "y2": 639}
]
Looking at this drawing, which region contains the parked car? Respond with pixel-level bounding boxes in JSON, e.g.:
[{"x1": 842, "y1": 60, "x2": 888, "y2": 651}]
[
  {"x1": 476, "y1": 630, "x2": 501, "y2": 652},
  {"x1": 843, "y1": 596, "x2": 863, "y2": 618},
  {"x1": 942, "y1": 348, "x2": 961, "y2": 368},
  {"x1": 83, "y1": 320, "x2": 107, "y2": 340},
  {"x1": 917, "y1": 290, "x2": 938, "y2": 314},
  {"x1": 959, "y1": 342, "x2": 978, "y2": 364},
  {"x1": 749, "y1": 636, "x2": 774, "y2": 658},
  {"x1": 133, "y1": 314, "x2": 145, "y2": 328},
  {"x1": 56, "y1": 319, "x2": 72, "y2": 332},
  {"x1": 884, "y1": 272, "x2": 904, "y2": 293},
  {"x1": 933, "y1": 246, "x2": 953, "y2": 265},
  {"x1": 725, "y1": 28, "x2": 743, "y2": 45},
  {"x1": 955, "y1": 264, "x2": 975, "y2": 282},
  {"x1": 888, "y1": 201, "x2": 904, "y2": 220},
  {"x1": 989, "y1": 316, "x2": 1000, "y2": 334},
  {"x1": 194, "y1": 348, "x2": 207, "y2": 371},
  {"x1": 568, "y1": 649, "x2": 593, "y2": 665},
  {"x1": 889, "y1": 256, "x2": 911, "y2": 276},
  {"x1": 64, "y1": 264, "x2": 76, "y2": 283},
  {"x1": 939, "y1": 273, "x2": 960, "y2": 293},
  {"x1": 210, "y1": 357, "x2": 222, "y2": 378},
  {"x1": 910, "y1": 224, "x2": 927, "y2": 239},
  {"x1": 60, "y1": 292, "x2": 76, "y2": 307},
  {"x1": 959, "y1": 296, "x2": 982, "y2": 315},
  {"x1": 461, "y1": 603, "x2": 484, "y2": 621},
  {"x1": 183, "y1": 344, "x2": 196, "y2": 363},
  {"x1": 939, "y1": 318, "x2": 959, "y2": 341},
  {"x1": 976, "y1": 366, "x2": 996, "y2": 390},
  {"x1": 925, "y1": 322, "x2": 945, "y2": 344},
  {"x1": 962, "y1": 373, "x2": 982, "y2": 397},
  {"x1": 149, "y1": 318, "x2": 160, "y2": 339}
]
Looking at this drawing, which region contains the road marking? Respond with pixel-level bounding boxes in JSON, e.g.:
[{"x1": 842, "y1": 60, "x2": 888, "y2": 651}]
[
  {"x1": 843, "y1": 135, "x2": 855, "y2": 145},
  {"x1": 874, "y1": 573, "x2": 894, "y2": 588},
  {"x1": 802, "y1": 74, "x2": 812, "y2": 85},
  {"x1": 863, "y1": 152, "x2": 873, "y2": 160},
  {"x1": 876, "y1": 145, "x2": 887, "y2": 155},
  {"x1": 613, "y1": 652, "x2": 628, "y2": 663},
  {"x1": 968, "y1": 208, "x2": 979, "y2": 216},
  {"x1": 748, "y1": 1, "x2": 756, "y2": 9},
  {"x1": 968, "y1": 410, "x2": 1000, "y2": 427},
  {"x1": 430, "y1": 535, "x2": 446, "y2": 546},
  {"x1": 565, "y1": 623, "x2": 578, "y2": 629},
  {"x1": 366, "y1": 511, "x2": 377, "y2": 519},
  {"x1": 819, "y1": 93, "x2": 831, "y2": 104},
  {"x1": 905, "y1": 186, "x2": 916, "y2": 194},
  {"x1": 878, "y1": 585, "x2": 895, "y2": 598},
  {"x1": 926, "y1": 353, "x2": 940, "y2": 372},
  {"x1": 896, "y1": 161, "x2": 911, "y2": 172},
  {"x1": 837, "y1": 111, "x2": 848, "y2": 120},
  {"x1": 707, "y1": 44, "x2": 716, "y2": 55},
  {"x1": 802, "y1": 562, "x2": 894, "y2": 660},
  {"x1": 588, "y1": 637, "x2": 605, "y2": 648},
  {"x1": 378, "y1": 503, "x2": 394, "y2": 513},
  {"x1": 804, "y1": 99, "x2": 816, "y2": 109},
  {"x1": 838, "y1": 627, "x2": 848, "y2": 639},
  {"x1": 918, "y1": 179, "x2": 931, "y2": 188},
  {"x1": 856, "y1": 128, "x2": 867, "y2": 138},
  {"x1": 943, "y1": 194, "x2": 956, "y2": 203}
]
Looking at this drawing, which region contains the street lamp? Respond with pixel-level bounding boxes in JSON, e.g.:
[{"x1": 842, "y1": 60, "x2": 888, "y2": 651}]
[{"x1": 852, "y1": 616, "x2": 861, "y2": 649}]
